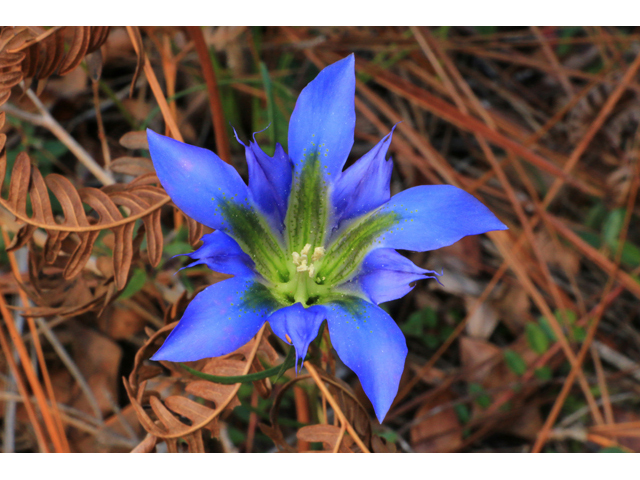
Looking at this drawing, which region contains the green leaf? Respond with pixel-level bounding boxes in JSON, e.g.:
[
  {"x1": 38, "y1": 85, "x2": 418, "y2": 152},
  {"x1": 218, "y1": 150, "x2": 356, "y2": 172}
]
[
  {"x1": 555, "y1": 308, "x2": 577, "y2": 326},
  {"x1": 572, "y1": 326, "x2": 587, "y2": 343},
  {"x1": 469, "y1": 383, "x2": 492, "y2": 409},
  {"x1": 119, "y1": 268, "x2": 148, "y2": 300},
  {"x1": 504, "y1": 349, "x2": 527, "y2": 376},
  {"x1": 603, "y1": 208, "x2": 625, "y2": 249},
  {"x1": 537, "y1": 316, "x2": 557, "y2": 341},
  {"x1": 609, "y1": 238, "x2": 640, "y2": 268},
  {"x1": 424, "y1": 334, "x2": 439, "y2": 349},
  {"x1": 402, "y1": 312, "x2": 424, "y2": 337},
  {"x1": 402, "y1": 307, "x2": 438, "y2": 337},
  {"x1": 164, "y1": 241, "x2": 194, "y2": 258},
  {"x1": 526, "y1": 323, "x2": 550, "y2": 354},
  {"x1": 534, "y1": 366, "x2": 553, "y2": 381},
  {"x1": 454, "y1": 404, "x2": 471, "y2": 424},
  {"x1": 585, "y1": 200, "x2": 607, "y2": 229}
]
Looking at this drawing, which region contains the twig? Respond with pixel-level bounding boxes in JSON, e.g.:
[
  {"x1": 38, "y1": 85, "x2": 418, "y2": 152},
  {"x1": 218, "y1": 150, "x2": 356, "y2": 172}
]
[
  {"x1": 2, "y1": 302, "x2": 24, "y2": 453},
  {"x1": 1, "y1": 90, "x2": 115, "y2": 186},
  {"x1": 36, "y1": 317, "x2": 104, "y2": 422},
  {"x1": 92, "y1": 80, "x2": 111, "y2": 168}
]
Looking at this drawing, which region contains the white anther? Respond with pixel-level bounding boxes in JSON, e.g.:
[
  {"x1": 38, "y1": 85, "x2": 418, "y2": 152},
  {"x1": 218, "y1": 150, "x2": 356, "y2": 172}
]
[
  {"x1": 292, "y1": 252, "x2": 301, "y2": 266},
  {"x1": 311, "y1": 246, "x2": 326, "y2": 262},
  {"x1": 296, "y1": 259, "x2": 309, "y2": 272},
  {"x1": 308, "y1": 264, "x2": 315, "y2": 278},
  {"x1": 300, "y1": 243, "x2": 312, "y2": 257}
]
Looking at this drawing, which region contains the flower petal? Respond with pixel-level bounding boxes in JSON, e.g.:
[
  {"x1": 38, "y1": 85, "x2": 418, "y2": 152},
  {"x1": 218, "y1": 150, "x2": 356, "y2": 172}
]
[
  {"x1": 176, "y1": 230, "x2": 255, "y2": 278},
  {"x1": 235, "y1": 129, "x2": 293, "y2": 230},
  {"x1": 148, "y1": 129, "x2": 290, "y2": 283},
  {"x1": 332, "y1": 126, "x2": 395, "y2": 226},
  {"x1": 147, "y1": 129, "x2": 248, "y2": 232},
  {"x1": 324, "y1": 296, "x2": 407, "y2": 422},
  {"x1": 321, "y1": 185, "x2": 505, "y2": 286},
  {"x1": 268, "y1": 303, "x2": 325, "y2": 372},
  {"x1": 341, "y1": 248, "x2": 441, "y2": 304},
  {"x1": 377, "y1": 185, "x2": 508, "y2": 252},
  {"x1": 288, "y1": 55, "x2": 355, "y2": 180},
  {"x1": 151, "y1": 276, "x2": 282, "y2": 362}
]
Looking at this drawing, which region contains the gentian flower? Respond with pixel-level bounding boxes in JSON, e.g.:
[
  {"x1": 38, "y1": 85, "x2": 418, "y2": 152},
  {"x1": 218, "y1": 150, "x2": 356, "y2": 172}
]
[{"x1": 147, "y1": 55, "x2": 507, "y2": 422}]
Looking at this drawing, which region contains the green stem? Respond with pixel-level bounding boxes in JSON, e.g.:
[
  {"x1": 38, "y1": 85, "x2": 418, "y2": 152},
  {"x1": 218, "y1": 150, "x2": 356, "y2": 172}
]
[{"x1": 179, "y1": 347, "x2": 297, "y2": 385}]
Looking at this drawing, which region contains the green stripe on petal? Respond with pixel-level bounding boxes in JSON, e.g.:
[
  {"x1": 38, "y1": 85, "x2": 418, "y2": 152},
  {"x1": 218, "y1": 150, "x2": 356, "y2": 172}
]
[
  {"x1": 285, "y1": 151, "x2": 330, "y2": 254},
  {"x1": 320, "y1": 209, "x2": 399, "y2": 285},
  {"x1": 218, "y1": 197, "x2": 290, "y2": 283}
]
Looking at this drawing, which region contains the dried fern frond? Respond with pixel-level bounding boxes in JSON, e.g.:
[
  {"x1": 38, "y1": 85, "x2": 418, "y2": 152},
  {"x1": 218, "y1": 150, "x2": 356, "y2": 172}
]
[
  {"x1": 0, "y1": 151, "x2": 170, "y2": 290},
  {"x1": 0, "y1": 26, "x2": 111, "y2": 107}
]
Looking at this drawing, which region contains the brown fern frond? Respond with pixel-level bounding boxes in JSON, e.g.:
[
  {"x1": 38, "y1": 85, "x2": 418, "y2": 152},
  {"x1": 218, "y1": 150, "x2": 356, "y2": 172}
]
[
  {"x1": 124, "y1": 313, "x2": 277, "y2": 451},
  {"x1": 0, "y1": 26, "x2": 111, "y2": 108},
  {"x1": 0, "y1": 151, "x2": 171, "y2": 290}
]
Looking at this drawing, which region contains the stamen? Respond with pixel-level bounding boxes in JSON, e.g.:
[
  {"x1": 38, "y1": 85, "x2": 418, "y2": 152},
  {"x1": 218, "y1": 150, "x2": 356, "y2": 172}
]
[
  {"x1": 308, "y1": 264, "x2": 315, "y2": 278},
  {"x1": 311, "y1": 246, "x2": 326, "y2": 262},
  {"x1": 292, "y1": 252, "x2": 301, "y2": 266},
  {"x1": 300, "y1": 243, "x2": 312, "y2": 257}
]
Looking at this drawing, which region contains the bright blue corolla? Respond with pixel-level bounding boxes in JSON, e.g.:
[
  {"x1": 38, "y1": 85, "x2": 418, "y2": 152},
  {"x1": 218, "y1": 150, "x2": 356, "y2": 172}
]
[{"x1": 147, "y1": 55, "x2": 507, "y2": 422}]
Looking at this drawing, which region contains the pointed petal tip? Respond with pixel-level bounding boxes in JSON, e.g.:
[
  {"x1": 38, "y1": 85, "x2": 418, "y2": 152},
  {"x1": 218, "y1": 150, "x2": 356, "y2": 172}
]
[
  {"x1": 149, "y1": 345, "x2": 179, "y2": 362},
  {"x1": 231, "y1": 125, "x2": 246, "y2": 147}
]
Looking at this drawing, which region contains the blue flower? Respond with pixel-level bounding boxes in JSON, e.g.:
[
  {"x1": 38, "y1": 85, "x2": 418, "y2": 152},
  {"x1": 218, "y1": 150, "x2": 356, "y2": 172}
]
[{"x1": 147, "y1": 55, "x2": 507, "y2": 422}]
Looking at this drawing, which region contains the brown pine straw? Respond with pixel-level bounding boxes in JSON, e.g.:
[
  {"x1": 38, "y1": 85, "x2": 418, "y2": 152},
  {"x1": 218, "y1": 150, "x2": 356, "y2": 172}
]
[
  {"x1": 125, "y1": 26, "x2": 183, "y2": 143},
  {"x1": 0, "y1": 310, "x2": 49, "y2": 451},
  {"x1": 531, "y1": 149, "x2": 640, "y2": 452},
  {"x1": 305, "y1": 363, "x2": 370, "y2": 453},
  {"x1": 395, "y1": 47, "x2": 640, "y2": 427},
  {"x1": 1, "y1": 228, "x2": 70, "y2": 451},
  {"x1": 416, "y1": 31, "x2": 605, "y2": 425},
  {"x1": 186, "y1": 26, "x2": 233, "y2": 165},
  {"x1": 0, "y1": 250, "x2": 67, "y2": 451}
]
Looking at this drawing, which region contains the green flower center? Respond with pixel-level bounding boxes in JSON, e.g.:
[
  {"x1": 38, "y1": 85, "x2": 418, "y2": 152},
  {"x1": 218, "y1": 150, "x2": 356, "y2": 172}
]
[{"x1": 245, "y1": 142, "x2": 399, "y2": 308}]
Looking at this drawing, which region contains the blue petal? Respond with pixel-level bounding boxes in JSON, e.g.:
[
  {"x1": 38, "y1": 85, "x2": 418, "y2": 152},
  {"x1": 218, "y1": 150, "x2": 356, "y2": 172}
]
[
  {"x1": 324, "y1": 297, "x2": 407, "y2": 422},
  {"x1": 235, "y1": 129, "x2": 293, "y2": 230},
  {"x1": 147, "y1": 129, "x2": 250, "y2": 232},
  {"x1": 268, "y1": 303, "x2": 325, "y2": 373},
  {"x1": 342, "y1": 248, "x2": 442, "y2": 304},
  {"x1": 288, "y1": 55, "x2": 355, "y2": 180},
  {"x1": 378, "y1": 185, "x2": 508, "y2": 252},
  {"x1": 176, "y1": 230, "x2": 256, "y2": 278},
  {"x1": 148, "y1": 129, "x2": 290, "y2": 282},
  {"x1": 332, "y1": 126, "x2": 395, "y2": 226},
  {"x1": 151, "y1": 276, "x2": 282, "y2": 362}
]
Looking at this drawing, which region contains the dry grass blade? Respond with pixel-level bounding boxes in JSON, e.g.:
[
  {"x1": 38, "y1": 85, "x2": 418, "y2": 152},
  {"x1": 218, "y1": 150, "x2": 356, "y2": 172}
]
[
  {"x1": 186, "y1": 26, "x2": 232, "y2": 165},
  {"x1": 305, "y1": 363, "x2": 370, "y2": 453}
]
